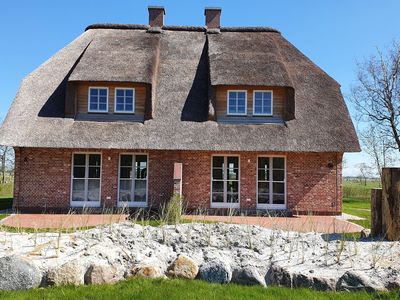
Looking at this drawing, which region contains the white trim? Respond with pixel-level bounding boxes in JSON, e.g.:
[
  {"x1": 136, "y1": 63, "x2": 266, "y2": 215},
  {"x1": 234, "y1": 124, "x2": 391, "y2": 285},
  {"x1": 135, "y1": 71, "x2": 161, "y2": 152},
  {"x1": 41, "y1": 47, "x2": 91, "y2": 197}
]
[
  {"x1": 117, "y1": 153, "x2": 148, "y2": 208},
  {"x1": 226, "y1": 90, "x2": 247, "y2": 116},
  {"x1": 70, "y1": 152, "x2": 102, "y2": 208},
  {"x1": 210, "y1": 154, "x2": 240, "y2": 209},
  {"x1": 88, "y1": 87, "x2": 109, "y2": 113},
  {"x1": 253, "y1": 90, "x2": 273, "y2": 116},
  {"x1": 256, "y1": 155, "x2": 286, "y2": 210},
  {"x1": 114, "y1": 88, "x2": 135, "y2": 114}
]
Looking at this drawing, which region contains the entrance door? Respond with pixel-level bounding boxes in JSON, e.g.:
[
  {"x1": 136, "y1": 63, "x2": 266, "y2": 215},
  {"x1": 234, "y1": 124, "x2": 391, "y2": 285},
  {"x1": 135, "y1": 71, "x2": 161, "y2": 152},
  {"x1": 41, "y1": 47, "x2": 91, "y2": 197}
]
[{"x1": 71, "y1": 153, "x2": 101, "y2": 207}]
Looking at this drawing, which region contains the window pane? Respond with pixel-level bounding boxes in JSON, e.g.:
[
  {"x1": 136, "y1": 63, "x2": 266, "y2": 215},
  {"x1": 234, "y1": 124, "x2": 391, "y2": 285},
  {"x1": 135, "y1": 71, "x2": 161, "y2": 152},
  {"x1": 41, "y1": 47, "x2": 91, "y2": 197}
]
[
  {"x1": 258, "y1": 182, "x2": 269, "y2": 194},
  {"x1": 99, "y1": 104, "x2": 107, "y2": 111},
  {"x1": 273, "y1": 170, "x2": 285, "y2": 181},
  {"x1": 116, "y1": 104, "x2": 124, "y2": 111},
  {"x1": 237, "y1": 106, "x2": 246, "y2": 114},
  {"x1": 212, "y1": 193, "x2": 223, "y2": 203},
  {"x1": 258, "y1": 157, "x2": 269, "y2": 168},
  {"x1": 227, "y1": 181, "x2": 238, "y2": 193},
  {"x1": 258, "y1": 194, "x2": 269, "y2": 204},
  {"x1": 134, "y1": 180, "x2": 146, "y2": 202},
  {"x1": 273, "y1": 157, "x2": 285, "y2": 169},
  {"x1": 212, "y1": 168, "x2": 223, "y2": 180},
  {"x1": 213, "y1": 156, "x2": 224, "y2": 168},
  {"x1": 72, "y1": 179, "x2": 85, "y2": 202},
  {"x1": 90, "y1": 89, "x2": 98, "y2": 96},
  {"x1": 273, "y1": 194, "x2": 285, "y2": 205},
  {"x1": 99, "y1": 89, "x2": 107, "y2": 96},
  {"x1": 227, "y1": 157, "x2": 238, "y2": 168},
  {"x1": 125, "y1": 96, "x2": 133, "y2": 104},
  {"x1": 120, "y1": 167, "x2": 132, "y2": 179},
  {"x1": 258, "y1": 169, "x2": 269, "y2": 181},
  {"x1": 227, "y1": 168, "x2": 238, "y2": 180},
  {"x1": 116, "y1": 96, "x2": 124, "y2": 105},
  {"x1": 89, "y1": 103, "x2": 98, "y2": 111},
  {"x1": 73, "y1": 167, "x2": 85, "y2": 178},
  {"x1": 125, "y1": 89, "x2": 133, "y2": 97},
  {"x1": 87, "y1": 179, "x2": 100, "y2": 201},
  {"x1": 119, "y1": 180, "x2": 132, "y2": 202},
  {"x1": 116, "y1": 89, "x2": 124, "y2": 97},
  {"x1": 212, "y1": 181, "x2": 224, "y2": 193},
  {"x1": 238, "y1": 92, "x2": 246, "y2": 99},
  {"x1": 273, "y1": 182, "x2": 285, "y2": 194},
  {"x1": 121, "y1": 155, "x2": 132, "y2": 167},
  {"x1": 74, "y1": 154, "x2": 86, "y2": 166},
  {"x1": 89, "y1": 166, "x2": 100, "y2": 178},
  {"x1": 227, "y1": 193, "x2": 239, "y2": 203},
  {"x1": 135, "y1": 156, "x2": 147, "y2": 179},
  {"x1": 89, "y1": 154, "x2": 101, "y2": 166},
  {"x1": 125, "y1": 104, "x2": 133, "y2": 111}
]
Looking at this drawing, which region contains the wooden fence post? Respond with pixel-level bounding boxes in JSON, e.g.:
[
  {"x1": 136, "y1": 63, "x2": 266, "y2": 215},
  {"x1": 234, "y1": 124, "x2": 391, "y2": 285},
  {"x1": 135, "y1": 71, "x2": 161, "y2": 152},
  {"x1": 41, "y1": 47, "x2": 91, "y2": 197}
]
[
  {"x1": 381, "y1": 168, "x2": 400, "y2": 241},
  {"x1": 371, "y1": 188, "x2": 382, "y2": 237}
]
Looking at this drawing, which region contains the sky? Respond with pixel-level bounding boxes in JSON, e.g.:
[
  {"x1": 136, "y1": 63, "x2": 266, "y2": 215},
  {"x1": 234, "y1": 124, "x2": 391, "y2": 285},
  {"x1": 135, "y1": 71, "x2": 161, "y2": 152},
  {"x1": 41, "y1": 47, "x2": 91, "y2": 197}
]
[{"x1": 1, "y1": 0, "x2": 399, "y2": 176}]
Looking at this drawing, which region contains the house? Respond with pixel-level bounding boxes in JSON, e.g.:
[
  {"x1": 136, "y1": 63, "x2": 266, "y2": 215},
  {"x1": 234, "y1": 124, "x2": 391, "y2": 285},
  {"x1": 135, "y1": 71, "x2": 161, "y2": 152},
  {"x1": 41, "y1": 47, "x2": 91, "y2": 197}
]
[{"x1": 0, "y1": 7, "x2": 360, "y2": 215}]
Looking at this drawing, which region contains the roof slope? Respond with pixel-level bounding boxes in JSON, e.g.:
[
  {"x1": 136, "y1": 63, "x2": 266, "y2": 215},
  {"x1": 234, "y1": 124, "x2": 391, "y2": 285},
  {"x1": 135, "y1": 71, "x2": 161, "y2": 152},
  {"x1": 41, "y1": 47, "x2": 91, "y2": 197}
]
[{"x1": 0, "y1": 26, "x2": 360, "y2": 152}]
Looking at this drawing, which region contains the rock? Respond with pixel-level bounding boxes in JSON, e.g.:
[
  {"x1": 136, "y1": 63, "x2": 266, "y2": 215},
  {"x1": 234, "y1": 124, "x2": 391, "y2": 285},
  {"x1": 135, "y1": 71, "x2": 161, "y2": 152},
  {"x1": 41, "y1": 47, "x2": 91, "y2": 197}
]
[
  {"x1": 167, "y1": 255, "x2": 198, "y2": 279},
  {"x1": 84, "y1": 264, "x2": 122, "y2": 285},
  {"x1": 232, "y1": 267, "x2": 266, "y2": 286},
  {"x1": 198, "y1": 259, "x2": 232, "y2": 284},
  {"x1": 360, "y1": 229, "x2": 371, "y2": 239},
  {"x1": 292, "y1": 273, "x2": 336, "y2": 291},
  {"x1": 0, "y1": 256, "x2": 42, "y2": 290},
  {"x1": 46, "y1": 259, "x2": 84, "y2": 286},
  {"x1": 131, "y1": 265, "x2": 164, "y2": 278},
  {"x1": 265, "y1": 265, "x2": 292, "y2": 287},
  {"x1": 337, "y1": 271, "x2": 386, "y2": 292}
]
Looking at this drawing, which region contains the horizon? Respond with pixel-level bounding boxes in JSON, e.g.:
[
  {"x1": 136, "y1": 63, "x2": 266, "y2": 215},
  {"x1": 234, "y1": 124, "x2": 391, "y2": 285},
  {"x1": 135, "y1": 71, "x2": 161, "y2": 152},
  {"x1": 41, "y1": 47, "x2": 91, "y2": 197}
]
[{"x1": 1, "y1": 0, "x2": 400, "y2": 176}]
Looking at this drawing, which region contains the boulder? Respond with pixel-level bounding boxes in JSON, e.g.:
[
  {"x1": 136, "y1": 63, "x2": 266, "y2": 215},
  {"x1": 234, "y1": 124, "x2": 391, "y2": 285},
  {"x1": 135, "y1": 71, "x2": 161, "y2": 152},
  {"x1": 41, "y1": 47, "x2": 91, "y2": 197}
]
[
  {"x1": 84, "y1": 264, "x2": 122, "y2": 285},
  {"x1": 198, "y1": 259, "x2": 232, "y2": 284},
  {"x1": 131, "y1": 265, "x2": 164, "y2": 278},
  {"x1": 360, "y1": 229, "x2": 371, "y2": 239},
  {"x1": 265, "y1": 264, "x2": 292, "y2": 287},
  {"x1": 232, "y1": 267, "x2": 266, "y2": 286},
  {"x1": 46, "y1": 259, "x2": 84, "y2": 286},
  {"x1": 167, "y1": 255, "x2": 198, "y2": 279},
  {"x1": 337, "y1": 271, "x2": 386, "y2": 292},
  {"x1": 292, "y1": 273, "x2": 336, "y2": 291},
  {"x1": 0, "y1": 256, "x2": 42, "y2": 290}
]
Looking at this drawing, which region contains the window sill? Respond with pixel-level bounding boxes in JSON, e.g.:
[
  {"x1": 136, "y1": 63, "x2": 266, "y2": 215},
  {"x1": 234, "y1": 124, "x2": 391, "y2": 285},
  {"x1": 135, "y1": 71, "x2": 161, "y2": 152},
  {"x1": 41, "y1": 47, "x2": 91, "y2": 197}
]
[
  {"x1": 210, "y1": 203, "x2": 240, "y2": 209},
  {"x1": 118, "y1": 202, "x2": 147, "y2": 208}
]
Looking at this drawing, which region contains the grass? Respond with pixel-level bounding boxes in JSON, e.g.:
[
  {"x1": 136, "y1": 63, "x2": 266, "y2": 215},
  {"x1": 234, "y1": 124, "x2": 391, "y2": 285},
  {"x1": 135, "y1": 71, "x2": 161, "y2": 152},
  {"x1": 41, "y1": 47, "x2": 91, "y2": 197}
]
[
  {"x1": 343, "y1": 180, "x2": 380, "y2": 200},
  {"x1": 0, "y1": 278, "x2": 398, "y2": 300}
]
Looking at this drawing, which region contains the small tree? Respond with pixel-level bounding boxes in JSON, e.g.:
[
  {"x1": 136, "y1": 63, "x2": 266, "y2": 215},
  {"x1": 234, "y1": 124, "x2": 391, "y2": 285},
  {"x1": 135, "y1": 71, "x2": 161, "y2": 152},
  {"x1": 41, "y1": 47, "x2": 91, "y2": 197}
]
[
  {"x1": 0, "y1": 146, "x2": 14, "y2": 183},
  {"x1": 357, "y1": 163, "x2": 373, "y2": 186}
]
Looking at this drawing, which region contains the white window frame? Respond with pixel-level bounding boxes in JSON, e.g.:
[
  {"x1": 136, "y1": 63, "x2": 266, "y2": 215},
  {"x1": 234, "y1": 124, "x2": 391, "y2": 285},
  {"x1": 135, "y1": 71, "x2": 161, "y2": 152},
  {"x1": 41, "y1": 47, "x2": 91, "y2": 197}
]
[
  {"x1": 114, "y1": 88, "x2": 135, "y2": 114},
  {"x1": 227, "y1": 90, "x2": 247, "y2": 116},
  {"x1": 88, "y1": 87, "x2": 109, "y2": 113},
  {"x1": 210, "y1": 154, "x2": 240, "y2": 209},
  {"x1": 253, "y1": 90, "x2": 273, "y2": 116},
  {"x1": 256, "y1": 155, "x2": 286, "y2": 210},
  {"x1": 117, "y1": 153, "x2": 148, "y2": 208},
  {"x1": 70, "y1": 152, "x2": 102, "y2": 208}
]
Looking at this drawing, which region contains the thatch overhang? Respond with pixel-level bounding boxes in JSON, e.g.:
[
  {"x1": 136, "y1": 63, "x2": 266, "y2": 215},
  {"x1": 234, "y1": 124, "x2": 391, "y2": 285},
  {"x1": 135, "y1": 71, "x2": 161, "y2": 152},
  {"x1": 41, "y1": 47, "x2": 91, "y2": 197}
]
[{"x1": 0, "y1": 25, "x2": 360, "y2": 153}]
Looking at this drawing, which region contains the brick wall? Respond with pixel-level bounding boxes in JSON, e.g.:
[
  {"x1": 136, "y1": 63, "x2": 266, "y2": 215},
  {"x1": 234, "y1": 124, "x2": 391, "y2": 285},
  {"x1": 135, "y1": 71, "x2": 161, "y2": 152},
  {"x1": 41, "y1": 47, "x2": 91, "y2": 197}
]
[{"x1": 13, "y1": 148, "x2": 342, "y2": 215}]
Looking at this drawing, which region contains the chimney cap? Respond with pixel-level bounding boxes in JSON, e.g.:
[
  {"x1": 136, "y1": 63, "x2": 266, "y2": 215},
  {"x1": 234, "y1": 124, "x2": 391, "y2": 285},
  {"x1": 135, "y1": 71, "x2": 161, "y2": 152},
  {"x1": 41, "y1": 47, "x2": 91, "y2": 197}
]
[
  {"x1": 204, "y1": 7, "x2": 221, "y2": 14},
  {"x1": 148, "y1": 6, "x2": 166, "y2": 14}
]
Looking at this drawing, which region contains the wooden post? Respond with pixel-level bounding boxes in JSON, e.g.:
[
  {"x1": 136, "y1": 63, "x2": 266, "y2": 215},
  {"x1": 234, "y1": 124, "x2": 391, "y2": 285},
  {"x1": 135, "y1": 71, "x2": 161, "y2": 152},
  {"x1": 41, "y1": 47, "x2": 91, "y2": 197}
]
[
  {"x1": 381, "y1": 168, "x2": 400, "y2": 241},
  {"x1": 173, "y1": 163, "x2": 183, "y2": 196},
  {"x1": 371, "y1": 188, "x2": 382, "y2": 236}
]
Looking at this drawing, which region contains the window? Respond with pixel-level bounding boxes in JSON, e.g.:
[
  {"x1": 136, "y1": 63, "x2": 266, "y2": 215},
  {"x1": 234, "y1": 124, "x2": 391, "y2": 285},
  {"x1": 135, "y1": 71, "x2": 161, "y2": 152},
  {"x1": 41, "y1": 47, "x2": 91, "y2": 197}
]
[
  {"x1": 71, "y1": 153, "x2": 101, "y2": 206},
  {"x1": 227, "y1": 91, "x2": 247, "y2": 115},
  {"x1": 118, "y1": 154, "x2": 148, "y2": 206},
  {"x1": 253, "y1": 91, "x2": 273, "y2": 115},
  {"x1": 88, "y1": 87, "x2": 108, "y2": 112},
  {"x1": 115, "y1": 88, "x2": 135, "y2": 113},
  {"x1": 257, "y1": 156, "x2": 285, "y2": 208},
  {"x1": 211, "y1": 156, "x2": 239, "y2": 207}
]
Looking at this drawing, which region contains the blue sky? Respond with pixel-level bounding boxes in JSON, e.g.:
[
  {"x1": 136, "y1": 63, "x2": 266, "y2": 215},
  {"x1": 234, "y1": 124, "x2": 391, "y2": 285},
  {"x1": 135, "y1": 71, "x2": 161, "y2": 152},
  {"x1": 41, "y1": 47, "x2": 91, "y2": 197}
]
[{"x1": 1, "y1": 0, "x2": 399, "y2": 176}]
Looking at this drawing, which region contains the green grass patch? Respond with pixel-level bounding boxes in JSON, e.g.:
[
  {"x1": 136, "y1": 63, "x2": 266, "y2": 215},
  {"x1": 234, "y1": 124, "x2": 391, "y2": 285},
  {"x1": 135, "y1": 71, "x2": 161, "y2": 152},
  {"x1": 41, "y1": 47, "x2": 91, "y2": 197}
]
[
  {"x1": 0, "y1": 278, "x2": 398, "y2": 300},
  {"x1": 343, "y1": 180, "x2": 380, "y2": 201},
  {"x1": 342, "y1": 197, "x2": 371, "y2": 229},
  {"x1": 0, "y1": 183, "x2": 13, "y2": 199}
]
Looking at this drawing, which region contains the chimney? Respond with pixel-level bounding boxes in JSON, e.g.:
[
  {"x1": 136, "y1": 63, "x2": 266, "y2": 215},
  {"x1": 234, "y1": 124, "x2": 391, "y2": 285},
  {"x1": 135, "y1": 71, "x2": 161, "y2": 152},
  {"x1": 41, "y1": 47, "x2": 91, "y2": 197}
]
[
  {"x1": 204, "y1": 7, "x2": 221, "y2": 32},
  {"x1": 148, "y1": 6, "x2": 165, "y2": 28}
]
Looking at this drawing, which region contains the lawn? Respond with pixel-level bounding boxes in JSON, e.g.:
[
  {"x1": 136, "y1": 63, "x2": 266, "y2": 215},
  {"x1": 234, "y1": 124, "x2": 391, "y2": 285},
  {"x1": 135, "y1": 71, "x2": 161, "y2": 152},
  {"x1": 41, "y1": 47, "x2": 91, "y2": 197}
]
[{"x1": 0, "y1": 278, "x2": 398, "y2": 300}]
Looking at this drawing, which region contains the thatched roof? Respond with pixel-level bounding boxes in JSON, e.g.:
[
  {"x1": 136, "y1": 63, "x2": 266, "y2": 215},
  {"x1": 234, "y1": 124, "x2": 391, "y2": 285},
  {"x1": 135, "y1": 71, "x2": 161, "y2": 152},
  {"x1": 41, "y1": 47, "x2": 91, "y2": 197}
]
[{"x1": 0, "y1": 25, "x2": 360, "y2": 152}]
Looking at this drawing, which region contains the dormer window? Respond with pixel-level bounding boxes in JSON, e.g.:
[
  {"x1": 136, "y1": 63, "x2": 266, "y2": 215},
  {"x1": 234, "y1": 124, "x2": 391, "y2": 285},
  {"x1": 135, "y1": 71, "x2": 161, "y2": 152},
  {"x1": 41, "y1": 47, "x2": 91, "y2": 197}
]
[
  {"x1": 115, "y1": 88, "x2": 135, "y2": 113},
  {"x1": 227, "y1": 90, "x2": 247, "y2": 115},
  {"x1": 253, "y1": 90, "x2": 273, "y2": 116},
  {"x1": 88, "y1": 87, "x2": 108, "y2": 113}
]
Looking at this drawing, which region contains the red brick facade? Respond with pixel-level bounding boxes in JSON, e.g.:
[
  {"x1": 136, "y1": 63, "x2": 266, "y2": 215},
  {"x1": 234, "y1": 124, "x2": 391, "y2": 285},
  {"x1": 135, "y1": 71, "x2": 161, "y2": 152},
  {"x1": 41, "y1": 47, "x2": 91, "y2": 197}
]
[{"x1": 13, "y1": 148, "x2": 343, "y2": 215}]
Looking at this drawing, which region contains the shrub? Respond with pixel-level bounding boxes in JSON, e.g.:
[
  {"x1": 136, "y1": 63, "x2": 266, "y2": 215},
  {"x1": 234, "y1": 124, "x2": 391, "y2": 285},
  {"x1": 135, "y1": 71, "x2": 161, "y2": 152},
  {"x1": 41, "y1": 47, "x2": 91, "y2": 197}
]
[{"x1": 162, "y1": 194, "x2": 184, "y2": 225}]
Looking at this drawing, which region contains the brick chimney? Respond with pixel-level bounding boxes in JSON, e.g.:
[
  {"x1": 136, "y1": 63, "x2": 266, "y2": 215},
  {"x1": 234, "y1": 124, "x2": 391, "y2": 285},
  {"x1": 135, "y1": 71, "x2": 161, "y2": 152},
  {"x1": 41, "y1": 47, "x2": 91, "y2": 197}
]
[
  {"x1": 204, "y1": 7, "x2": 221, "y2": 32},
  {"x1": 148, "y1": 6, "x2": 165, "y2": 28}
]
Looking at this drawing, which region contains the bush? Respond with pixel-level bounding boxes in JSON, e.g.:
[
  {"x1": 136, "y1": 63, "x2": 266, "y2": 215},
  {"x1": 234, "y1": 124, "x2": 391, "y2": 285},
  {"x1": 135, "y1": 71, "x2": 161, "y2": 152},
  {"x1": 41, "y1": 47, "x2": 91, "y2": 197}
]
[{"x1": 162, "y1": 194, "x2": 184, "y2": 225}]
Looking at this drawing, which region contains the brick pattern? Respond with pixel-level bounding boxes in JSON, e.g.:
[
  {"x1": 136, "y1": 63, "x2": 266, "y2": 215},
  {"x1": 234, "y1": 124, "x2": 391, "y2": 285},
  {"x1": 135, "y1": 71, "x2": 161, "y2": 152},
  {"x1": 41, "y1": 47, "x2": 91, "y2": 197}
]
[{"x1": 13, "y1": 148, "x2": 343, "y2": 215}]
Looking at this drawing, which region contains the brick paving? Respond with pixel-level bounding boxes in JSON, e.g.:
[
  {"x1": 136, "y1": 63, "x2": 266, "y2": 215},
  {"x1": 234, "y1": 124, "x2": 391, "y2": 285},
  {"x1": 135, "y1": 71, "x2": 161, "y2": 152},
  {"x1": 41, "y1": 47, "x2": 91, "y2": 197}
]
[
  {"x1": 185, "y1": 215, "x2": 363, "y2": 233},
  {"x1": 0, "y1": 214, "x2": 128, "y2": 229}
]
